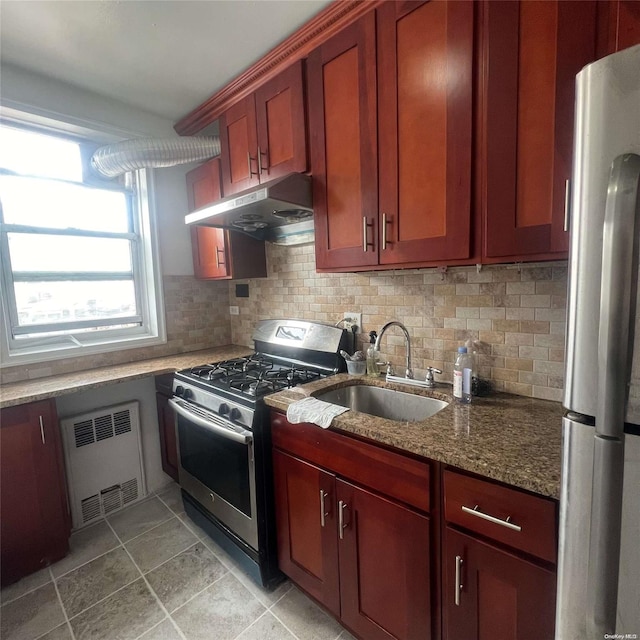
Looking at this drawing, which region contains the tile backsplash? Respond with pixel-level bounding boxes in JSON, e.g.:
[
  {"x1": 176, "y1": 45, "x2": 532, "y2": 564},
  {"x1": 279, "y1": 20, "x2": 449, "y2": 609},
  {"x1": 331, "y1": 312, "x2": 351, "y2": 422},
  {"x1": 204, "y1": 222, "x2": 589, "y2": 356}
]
[
  {"x1": 0, "y1": 276, "x2": 231, "y2": 385},
  {"x1": 2, "y1": 243, "x2": 568, "y2": 403},
  {"x1": 230, "y1": 244, "x2": 567, "y2": 402}
]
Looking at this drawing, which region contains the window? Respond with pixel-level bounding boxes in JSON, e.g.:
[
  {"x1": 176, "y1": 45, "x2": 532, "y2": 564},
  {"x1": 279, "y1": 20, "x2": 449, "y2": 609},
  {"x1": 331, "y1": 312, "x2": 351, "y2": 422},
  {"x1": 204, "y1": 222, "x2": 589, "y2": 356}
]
[{"x1": 0, "y1": 123, "x2": 165, "y2": 365}]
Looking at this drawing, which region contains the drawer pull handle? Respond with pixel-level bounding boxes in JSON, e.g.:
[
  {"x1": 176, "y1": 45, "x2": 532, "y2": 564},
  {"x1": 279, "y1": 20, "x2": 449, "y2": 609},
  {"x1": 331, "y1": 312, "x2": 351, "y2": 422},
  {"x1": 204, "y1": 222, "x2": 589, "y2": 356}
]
[
  {"x1": 39, "y1": 415, "x2": 46, "y2": 444},
  {"x1": 455, "y1": 555, "x2": 463, "y2": 606},
  {"x1": 461, "y1": 504, "x2": 522, "y2": 532},
  {"x1": 320, "y1": 490, "x2": 328, "y2": 528},
  {"x1": 338, "y1": 500, "x2": 348, "y2": 539}
]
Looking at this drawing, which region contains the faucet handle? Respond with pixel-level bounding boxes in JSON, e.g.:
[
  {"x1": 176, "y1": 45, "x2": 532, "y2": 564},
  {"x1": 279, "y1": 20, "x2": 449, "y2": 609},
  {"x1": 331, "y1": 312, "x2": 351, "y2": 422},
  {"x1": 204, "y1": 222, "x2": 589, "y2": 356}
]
[{"x1": 425, "y1": 366, "x2": 443, "y2": 387}]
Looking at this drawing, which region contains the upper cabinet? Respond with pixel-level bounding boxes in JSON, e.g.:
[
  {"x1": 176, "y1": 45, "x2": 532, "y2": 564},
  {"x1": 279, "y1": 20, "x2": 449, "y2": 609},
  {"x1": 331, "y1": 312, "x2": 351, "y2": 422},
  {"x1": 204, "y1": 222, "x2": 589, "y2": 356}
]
[
  {"x1": 186, "y1": 158, "x2": 267, "y2": 280},
  {"x1": 309, "y1": 1, "x2": 474, "y2": 271},
  {"x1": 482, "y1": 0, "x2": 597, "y2": 260},
  {"x1": 219, "y1": 60, "x2": 307, "y2": 196},
  {"x1": 597, "y1": 0, "x2": 640, "y2": 56}
]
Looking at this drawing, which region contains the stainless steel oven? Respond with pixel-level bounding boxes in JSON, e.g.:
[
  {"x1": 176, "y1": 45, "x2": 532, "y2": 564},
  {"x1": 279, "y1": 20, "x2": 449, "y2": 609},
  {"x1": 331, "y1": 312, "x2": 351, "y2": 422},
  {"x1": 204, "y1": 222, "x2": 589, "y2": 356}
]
[{"x1": 171, "y1": 319, "x2": 348, "y2": 589}]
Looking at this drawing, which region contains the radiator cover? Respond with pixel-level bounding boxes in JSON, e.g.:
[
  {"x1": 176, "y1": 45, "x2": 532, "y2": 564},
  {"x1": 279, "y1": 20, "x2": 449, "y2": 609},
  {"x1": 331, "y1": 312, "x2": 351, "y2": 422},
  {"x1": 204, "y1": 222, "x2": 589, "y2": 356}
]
[{"x1": 60, "y1": 401, "x2": 146, "y2": 529}]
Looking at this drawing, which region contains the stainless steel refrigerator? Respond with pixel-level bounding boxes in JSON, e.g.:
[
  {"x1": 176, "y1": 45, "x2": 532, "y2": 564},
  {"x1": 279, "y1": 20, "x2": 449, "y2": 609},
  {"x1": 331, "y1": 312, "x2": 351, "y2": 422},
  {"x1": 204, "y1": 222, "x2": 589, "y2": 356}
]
[{"x1": 557, "y1": 43, "x2": 640, "y2": 638}]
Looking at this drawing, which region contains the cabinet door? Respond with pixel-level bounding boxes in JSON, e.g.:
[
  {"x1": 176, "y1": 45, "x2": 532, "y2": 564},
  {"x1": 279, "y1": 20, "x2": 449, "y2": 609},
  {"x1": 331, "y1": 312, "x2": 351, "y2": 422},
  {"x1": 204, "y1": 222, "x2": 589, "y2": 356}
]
[
  {"x1": 273, "y1": 450, "x2": 340, "y2": 616},
  {"x1": 597, "y1": 0, "x2": 640, "y2": 56},
  {"x1": 483, "y1": 0, "x2": 597, "y2": 259},
  {"x1": 378, "y1": 0, "x2": 473, "y2": 265},
  {"x1": 337, "y1": 479, "x2": 432, "y2": 640},
  {"x1": 308, "y1": 12, "x2": 379, "y2": 270},
  {"x1": 156, "y1": 393, "x2": 179, "y2": 482},
  {"x1": 1, "y1": 400, "x2": 70, "y2": 586},
  {"x1": 255, "y1": 60, "x2": 307, "y2": 182},
  {"x1": 186, "y1": 158, "x2": 230, "y2": 279},
  {"x1": 220, "y1": 94, "x2": 260, "y2": 195},
  {"x1": 443, "y1": 528, "x2": 556, "y2": 640}
]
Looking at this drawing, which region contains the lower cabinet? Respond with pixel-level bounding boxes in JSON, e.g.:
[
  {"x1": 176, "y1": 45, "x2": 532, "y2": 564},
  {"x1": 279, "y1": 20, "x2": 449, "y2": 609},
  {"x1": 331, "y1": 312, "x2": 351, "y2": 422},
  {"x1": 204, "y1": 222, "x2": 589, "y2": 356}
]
[
  {"x1": 271, "y1": 413, "x2": 433, "y2": 640},
  {"x1": 155, "y1": 375, "x2": 179, "y2": 482},
  {"x1": 442, "y1": 528, "x2": 556, "y2": 640},
  {"x1": 0, "y1": 399, "x2": 70, "y2": 586}
]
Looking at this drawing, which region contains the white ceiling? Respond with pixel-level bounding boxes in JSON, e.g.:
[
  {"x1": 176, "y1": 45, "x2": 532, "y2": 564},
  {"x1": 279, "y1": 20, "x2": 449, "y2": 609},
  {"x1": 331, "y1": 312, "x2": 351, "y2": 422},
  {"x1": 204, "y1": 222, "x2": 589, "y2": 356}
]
[{"x1": 0, "y1": 0, "x2": 331, "y2": 123}]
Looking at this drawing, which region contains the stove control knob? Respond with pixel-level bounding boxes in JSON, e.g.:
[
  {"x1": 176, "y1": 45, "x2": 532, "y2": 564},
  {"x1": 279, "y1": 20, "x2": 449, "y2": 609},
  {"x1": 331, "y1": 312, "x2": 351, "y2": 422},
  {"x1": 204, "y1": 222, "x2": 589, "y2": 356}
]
[
  {"x1": 229, "y1": 408, "x2": 242, "y2": 424},
  {"x1": 175, "y1": 385, "x2": 185, "y2": 397},
  {"x1": 218, "y1": 403, "x2": 230, "y2": 417},
  {"x1": 182, "y1": 388, "x2": 193, "y2": 400}
]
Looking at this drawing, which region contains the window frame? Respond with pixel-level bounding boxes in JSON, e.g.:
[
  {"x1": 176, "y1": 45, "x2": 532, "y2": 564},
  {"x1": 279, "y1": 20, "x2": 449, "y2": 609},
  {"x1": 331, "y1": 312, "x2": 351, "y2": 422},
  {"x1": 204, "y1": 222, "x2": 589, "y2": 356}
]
[{"x1": 0, "y1": 121, "x2": 166, "y2": 367}]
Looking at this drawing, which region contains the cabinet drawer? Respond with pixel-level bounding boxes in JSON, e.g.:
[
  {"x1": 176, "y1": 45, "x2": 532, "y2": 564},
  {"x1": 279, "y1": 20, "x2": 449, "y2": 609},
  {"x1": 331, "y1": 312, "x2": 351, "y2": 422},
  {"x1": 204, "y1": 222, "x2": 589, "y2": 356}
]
[
  {"x1": 271, "y1": 411, "x2": 430, "y2": 513},
  {"x1": 443, "y1": 470, "x2": 557, "y2": 563}
]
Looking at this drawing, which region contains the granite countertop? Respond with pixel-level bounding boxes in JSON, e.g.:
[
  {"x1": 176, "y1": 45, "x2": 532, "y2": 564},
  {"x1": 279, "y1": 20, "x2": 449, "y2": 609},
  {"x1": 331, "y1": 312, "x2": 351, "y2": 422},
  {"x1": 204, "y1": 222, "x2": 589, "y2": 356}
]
[
  {"x1": 264, "y1": 374, "x2": 564, "y2": 500},
  {"x1": 0, "y1": 345, "x2": 252, "y2": 409}
]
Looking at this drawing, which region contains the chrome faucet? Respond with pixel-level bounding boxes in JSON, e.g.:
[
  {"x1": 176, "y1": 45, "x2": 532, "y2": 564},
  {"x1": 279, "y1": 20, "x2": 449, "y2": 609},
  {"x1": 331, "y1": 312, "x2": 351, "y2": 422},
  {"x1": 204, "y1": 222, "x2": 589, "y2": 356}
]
[{"x1": 375, "y1": 321, "x2": 413, "y2": 379}]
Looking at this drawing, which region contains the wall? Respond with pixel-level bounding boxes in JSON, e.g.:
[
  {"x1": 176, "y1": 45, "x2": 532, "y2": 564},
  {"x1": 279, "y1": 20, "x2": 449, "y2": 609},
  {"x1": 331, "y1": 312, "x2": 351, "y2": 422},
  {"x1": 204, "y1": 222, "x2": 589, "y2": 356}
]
[{"x1": 229, "y1": 243, "x2": 567, "y2": 402}]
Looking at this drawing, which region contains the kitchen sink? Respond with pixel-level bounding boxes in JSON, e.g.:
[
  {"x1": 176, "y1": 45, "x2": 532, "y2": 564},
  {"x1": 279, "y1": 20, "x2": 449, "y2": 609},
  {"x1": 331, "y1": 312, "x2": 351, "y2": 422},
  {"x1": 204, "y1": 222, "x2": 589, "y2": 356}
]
[{"x1": 316, "y1": 385, "x2": 449, "y2": 422}]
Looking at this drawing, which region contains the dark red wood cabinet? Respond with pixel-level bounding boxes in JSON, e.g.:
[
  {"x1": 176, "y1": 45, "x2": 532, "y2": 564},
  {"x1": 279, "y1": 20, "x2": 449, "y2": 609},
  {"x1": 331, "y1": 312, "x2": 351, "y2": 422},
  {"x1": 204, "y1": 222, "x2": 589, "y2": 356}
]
[
  {"x1": 1, "y1": 399, "x2": 70, "y2": 586},
  {"x1": 309, "y1": 1, "x2": 474, "y2": 271},
  {"x1": 482, "y1": 0, "x2": 598, "y2": 260},
  {"x1": 442, "y1": 469, "x2": 557, "y2": 640},
  {"x1": 155, "y1": 375, "x2": 179, "y2": 482},
  {"x1": 597, "y1": 0, "x2": 640, "y2": 56},
  {"x1": 219, "y1": 60, "x2": 307, "y2": 196},
  {"x1": 271, "y1": 412, "x2": 433, "y2": 640},
  {"x1": 185, "y1": 158, "x2": 266, "y2": 280}
]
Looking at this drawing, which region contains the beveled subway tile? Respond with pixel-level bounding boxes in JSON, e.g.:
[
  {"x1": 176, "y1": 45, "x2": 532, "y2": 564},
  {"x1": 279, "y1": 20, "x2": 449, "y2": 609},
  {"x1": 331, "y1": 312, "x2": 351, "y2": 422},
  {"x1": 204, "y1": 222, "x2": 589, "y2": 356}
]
[
  {"x1": 69, "y1": 579, "x2": 163, "y2": 640},
  {"x1": 146, "y1": 542, "x2": 227, "y2": 612},
  {"x1": 56, "y1": 547, "x2": 138, "y2": 618},
  {"x1": 0, "y1": 583, "x2": 65, "y2": 640},
  {"x1": 271, "y1": 586, "x2": 344, "y2": 640},
  {"x1": 235, "y1": 612, "x2": 297, "y2": 640},
  {"x1": 51, "y1": 520, "x2": 119, "y2": 578},
  {"x1": 172, "y1": 573, "x2": 265, "y2": 640},
  {"x1": 108, "y1": 497, "x2": 173, "y2": 543},
  {"x1": 0, "y1": 566, "x2": 51, "y2": 605}
]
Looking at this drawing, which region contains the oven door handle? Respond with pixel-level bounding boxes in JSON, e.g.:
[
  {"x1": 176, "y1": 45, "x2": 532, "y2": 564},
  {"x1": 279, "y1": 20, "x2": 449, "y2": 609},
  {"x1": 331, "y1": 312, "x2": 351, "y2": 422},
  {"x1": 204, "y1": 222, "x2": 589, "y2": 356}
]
[{"x1": 168, "y1": 398, "x2": 253, "y2": 445}]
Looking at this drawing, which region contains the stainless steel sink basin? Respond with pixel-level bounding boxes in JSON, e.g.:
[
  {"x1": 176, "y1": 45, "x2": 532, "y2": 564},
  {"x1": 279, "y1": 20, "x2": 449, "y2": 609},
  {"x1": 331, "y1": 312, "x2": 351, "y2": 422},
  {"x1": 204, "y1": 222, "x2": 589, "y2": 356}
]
[{"x1": 316, "y1": 385, "x2": 449, "y2": 422}]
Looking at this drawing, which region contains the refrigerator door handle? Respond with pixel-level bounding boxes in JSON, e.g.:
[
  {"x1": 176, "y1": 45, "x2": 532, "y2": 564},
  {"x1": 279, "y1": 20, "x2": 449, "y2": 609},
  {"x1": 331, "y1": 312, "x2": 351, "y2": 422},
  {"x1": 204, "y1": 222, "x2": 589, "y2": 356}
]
[{"x1": 589, "y1": 153, "x2": 640, "y2": 636}]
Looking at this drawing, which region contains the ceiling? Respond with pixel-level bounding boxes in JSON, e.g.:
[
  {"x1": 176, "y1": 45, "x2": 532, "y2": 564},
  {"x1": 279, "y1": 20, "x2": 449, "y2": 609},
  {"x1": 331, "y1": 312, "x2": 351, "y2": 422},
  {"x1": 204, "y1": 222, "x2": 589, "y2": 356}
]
[{"x1": 0, "y1": 0, "x2": 332, "y2": 124}]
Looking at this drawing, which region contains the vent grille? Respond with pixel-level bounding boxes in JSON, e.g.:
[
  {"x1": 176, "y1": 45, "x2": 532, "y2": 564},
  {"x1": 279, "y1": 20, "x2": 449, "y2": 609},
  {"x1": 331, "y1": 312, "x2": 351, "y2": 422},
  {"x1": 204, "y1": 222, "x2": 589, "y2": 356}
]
[
  {"x1": 71, "y1": 407, "x2": 134, "y2": 448},
  {"x1": 61, "y1": 401, "x2": 146, "y2": 529}
]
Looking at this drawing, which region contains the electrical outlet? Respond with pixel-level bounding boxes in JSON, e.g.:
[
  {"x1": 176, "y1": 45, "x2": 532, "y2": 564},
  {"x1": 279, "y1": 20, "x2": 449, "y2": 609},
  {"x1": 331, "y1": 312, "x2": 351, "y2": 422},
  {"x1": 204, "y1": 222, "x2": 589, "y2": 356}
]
[
  {"x1": 343, "y1": 312, "x2": 361, "y2": 333},
  {"x1": 229, "y1": 306, "x2": 240, "y2": 315}
]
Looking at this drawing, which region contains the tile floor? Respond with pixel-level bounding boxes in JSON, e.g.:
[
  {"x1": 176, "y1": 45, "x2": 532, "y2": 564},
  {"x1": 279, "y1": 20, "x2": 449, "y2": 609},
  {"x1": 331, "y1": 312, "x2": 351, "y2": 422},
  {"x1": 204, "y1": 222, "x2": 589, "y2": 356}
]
[{"x1": 0, "y1": 484, "x2": 355, "y2": 640}]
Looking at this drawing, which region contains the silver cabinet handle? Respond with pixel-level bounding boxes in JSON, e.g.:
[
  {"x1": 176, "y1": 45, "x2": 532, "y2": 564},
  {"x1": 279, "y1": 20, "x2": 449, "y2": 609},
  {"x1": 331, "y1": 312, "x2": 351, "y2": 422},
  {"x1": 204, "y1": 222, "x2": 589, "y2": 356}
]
[
  {"x1": 455, "y1": 555, "x2": 463, "y2": 606},
  {"x1": 564, "y1": 178, "x2": 571, "y2": 232},
  {"x1": 362, "y1": 217, "x2": 374, "y2": 252},
  {"x1": 461, "y1": 504, "x2": 522, "y2": 532},
  {"x1": 338, "y1": 500, "x2": 347, "y2": 539},
  {"x1": 247, "y1": 151, "x2": 258, "y2": 177},
  {"x1": 257, "y1": 146, "x2": 268, "y2": 175},
  {"x1": 381, "y1": 213, "x2": 388, "y2": 250},
  {"x1": 215, "y1": 246, "x2": 225, "y2": 268},
  {"x1": 39, "y1": 415, "x2": 45, "y2": 444},
  {"x1": 320, "y1": 490, "x2": 328, "y2": 528}
]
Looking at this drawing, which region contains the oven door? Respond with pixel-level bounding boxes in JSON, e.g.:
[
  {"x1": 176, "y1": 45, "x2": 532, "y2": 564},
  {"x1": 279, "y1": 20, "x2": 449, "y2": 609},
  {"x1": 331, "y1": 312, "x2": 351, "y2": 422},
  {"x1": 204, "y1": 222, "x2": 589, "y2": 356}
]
[{"x1": 169, "y1": 398, "x2": 258, "y2": 550}]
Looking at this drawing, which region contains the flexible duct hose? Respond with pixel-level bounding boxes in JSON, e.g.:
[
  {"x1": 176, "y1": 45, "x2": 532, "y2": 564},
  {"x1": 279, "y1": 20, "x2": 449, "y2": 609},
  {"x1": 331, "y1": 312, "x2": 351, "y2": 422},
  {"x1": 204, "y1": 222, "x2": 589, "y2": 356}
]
[{"x1": 90, "y1": 136, "x2": 220, "y2": 178}]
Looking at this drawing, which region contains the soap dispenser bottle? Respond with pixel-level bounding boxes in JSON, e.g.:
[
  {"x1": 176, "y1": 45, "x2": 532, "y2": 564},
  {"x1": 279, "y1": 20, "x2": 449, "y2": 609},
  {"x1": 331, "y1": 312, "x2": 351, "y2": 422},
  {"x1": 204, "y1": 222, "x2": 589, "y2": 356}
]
[{"x1": 366, "y1": 331, "x2": 380, "y2": 377}]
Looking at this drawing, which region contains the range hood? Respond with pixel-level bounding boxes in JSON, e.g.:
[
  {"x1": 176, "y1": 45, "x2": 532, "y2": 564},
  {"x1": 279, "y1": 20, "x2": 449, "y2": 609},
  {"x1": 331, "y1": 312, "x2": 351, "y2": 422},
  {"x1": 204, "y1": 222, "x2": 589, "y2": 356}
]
[{"x1": 185, "y1": 172, "x2": 314, "y2": 245}]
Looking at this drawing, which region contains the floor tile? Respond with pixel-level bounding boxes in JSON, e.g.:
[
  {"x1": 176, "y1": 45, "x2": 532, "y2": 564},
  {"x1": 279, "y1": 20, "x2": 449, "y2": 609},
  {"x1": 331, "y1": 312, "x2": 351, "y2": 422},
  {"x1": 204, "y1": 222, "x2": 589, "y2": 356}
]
[
  {"x1": 146, "y1": 542, "x2": 227, "y2": 612},
  {"x1": 137, "y1": 618, "x2": 183, "y2": 640},
  {"x1": 172, "y1": 573, "x2": 265, "y2": 640},
  {"x1": 56, "y1": 547, "x2": 139, "y2": 618},
  {"x1": 0, "y1": 566, "x2": 51, "y2": 605},
  {"x1": 51, "y1": 520, "x2": 119, "y2": 578},
  {"x1": 125, "y1": 517, "x2": 197, "y2": 573},
  {"x1": 271, "y1": 586, "x2": 344, "y2": 640},
  {"x1": 156, "y1": 483, "x2": 185, "y2": 516},
  {"x1": 235, "y1": 612, "x2": 297, "y2": 640},
  {"x1": 0, "y1": 583, "x2": 66, "y2": 640},
  {"x1": 38, "y1": 623, "x2": 74, "y2": 640},
  {"x1": 69, "y1": 578, "x2": 163, "y2": 640},
  {"x1": 108, "y1": 497, "x2": 173, "y2": 543},
  {"x1": 337, "y1": 630, "x2": 358, "y2": 640}
]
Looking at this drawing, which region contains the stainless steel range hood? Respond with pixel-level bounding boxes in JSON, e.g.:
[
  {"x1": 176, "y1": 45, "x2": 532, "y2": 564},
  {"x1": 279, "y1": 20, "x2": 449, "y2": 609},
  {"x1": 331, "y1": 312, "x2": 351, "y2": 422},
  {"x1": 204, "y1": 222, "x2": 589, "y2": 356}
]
[{"x1": 185, "y1": 172, "x2": 314, "y2": 245}]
